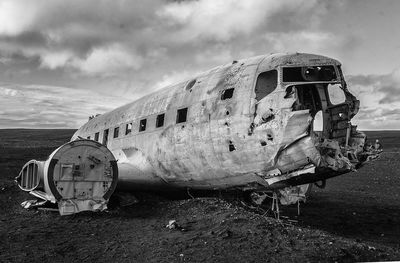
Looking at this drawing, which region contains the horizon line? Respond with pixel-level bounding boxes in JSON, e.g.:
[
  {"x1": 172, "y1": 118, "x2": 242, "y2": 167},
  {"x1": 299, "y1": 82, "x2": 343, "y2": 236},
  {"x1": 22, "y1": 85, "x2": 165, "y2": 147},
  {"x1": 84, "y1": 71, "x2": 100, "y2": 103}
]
[{"x1": 1, "y1": 128, "x2": 399, "y2": 132}]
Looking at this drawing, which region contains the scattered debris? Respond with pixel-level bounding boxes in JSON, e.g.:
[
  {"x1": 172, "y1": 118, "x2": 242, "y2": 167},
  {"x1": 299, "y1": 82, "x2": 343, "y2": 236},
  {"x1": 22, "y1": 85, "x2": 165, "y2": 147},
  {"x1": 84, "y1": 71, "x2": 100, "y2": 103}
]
[
  {"x1": 20, "y1": 199, "x2": 47, "y2": 209},
  {"x1": 166, "y1": 220, "x2": 179, "y2": 229},
  {"x1": 21, "y1": 200, "x2": 37, "y2": 209},
  {"x1": 368, "y1": 245, "x2": 376, "y2": 251},
  {"x1": 166, "y1": 220, "x2": 187, "y2": 231},
  {"x1": 250, "y1": 192, "x2": 268, "y2": 205}
]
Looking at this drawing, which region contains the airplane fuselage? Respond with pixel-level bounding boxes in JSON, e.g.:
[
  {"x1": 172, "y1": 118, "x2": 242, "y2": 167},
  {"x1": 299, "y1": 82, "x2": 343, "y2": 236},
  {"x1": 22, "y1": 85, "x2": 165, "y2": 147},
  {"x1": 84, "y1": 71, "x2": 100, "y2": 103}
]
[
  {"x1": 17, "y1": 52, "x2": 374, "y2": 215},
  {"x1": 71, "y1": 53, "x2": 365, "y2": 191}
]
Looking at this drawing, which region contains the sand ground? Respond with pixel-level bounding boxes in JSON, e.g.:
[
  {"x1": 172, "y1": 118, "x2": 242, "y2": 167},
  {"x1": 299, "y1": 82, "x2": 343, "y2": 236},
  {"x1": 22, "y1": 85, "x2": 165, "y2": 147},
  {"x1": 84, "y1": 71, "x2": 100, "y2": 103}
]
[{"x1": 1, "y1": 129, "x2": 399, "y2": 262}]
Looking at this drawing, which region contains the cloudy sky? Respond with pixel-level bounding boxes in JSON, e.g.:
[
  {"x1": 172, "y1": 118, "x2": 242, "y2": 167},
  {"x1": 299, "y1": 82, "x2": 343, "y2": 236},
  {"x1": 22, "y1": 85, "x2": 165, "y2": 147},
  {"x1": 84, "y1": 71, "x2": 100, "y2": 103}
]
[{"x1": 0, "y1": 0, "x2": 399, "y2": 130}]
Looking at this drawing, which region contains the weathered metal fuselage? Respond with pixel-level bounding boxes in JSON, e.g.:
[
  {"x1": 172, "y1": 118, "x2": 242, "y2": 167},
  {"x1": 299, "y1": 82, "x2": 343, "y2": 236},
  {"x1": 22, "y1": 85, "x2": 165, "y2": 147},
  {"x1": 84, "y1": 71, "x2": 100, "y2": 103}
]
[
  {"x1": 71, "y1": 53, "x2": 367, "y2": 192},
  {"x1": 17, "y1": 53, "x2": 376, "y2": 214}
]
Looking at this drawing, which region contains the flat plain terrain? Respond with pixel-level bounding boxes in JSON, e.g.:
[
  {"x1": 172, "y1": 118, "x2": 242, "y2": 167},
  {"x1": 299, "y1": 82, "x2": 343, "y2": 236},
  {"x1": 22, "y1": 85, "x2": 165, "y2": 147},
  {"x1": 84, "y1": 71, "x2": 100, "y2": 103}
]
[{"x1": 0, "y1": 129, "x2": 399, "y2": 262}]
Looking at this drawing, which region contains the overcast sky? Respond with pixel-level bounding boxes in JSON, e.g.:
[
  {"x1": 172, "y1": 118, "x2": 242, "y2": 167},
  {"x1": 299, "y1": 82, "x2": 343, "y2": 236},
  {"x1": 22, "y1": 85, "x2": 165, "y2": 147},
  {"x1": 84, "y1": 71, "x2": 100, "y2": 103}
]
[{"x1": 0, "y1": 0, "x2": 399, "y2": 130}]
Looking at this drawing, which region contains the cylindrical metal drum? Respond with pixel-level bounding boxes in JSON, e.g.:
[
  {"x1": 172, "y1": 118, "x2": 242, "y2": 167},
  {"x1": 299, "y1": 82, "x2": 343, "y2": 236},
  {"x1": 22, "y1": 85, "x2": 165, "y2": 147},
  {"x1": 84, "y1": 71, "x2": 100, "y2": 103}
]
[{"x1": 16, "y1": 140, "x2": 118, "y2": 215}]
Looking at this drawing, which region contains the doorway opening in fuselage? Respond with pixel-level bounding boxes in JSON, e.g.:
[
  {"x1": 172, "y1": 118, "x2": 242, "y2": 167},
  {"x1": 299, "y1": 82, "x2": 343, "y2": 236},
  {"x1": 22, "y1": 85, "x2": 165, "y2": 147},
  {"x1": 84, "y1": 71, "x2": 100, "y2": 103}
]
[{"x1": 290, "y1": 83, "x2": 329, "y2": 139}]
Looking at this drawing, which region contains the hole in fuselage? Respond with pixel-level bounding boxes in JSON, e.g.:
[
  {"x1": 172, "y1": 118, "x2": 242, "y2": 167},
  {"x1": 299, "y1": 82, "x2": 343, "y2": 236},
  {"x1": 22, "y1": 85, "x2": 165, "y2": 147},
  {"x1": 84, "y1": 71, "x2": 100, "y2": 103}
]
[
  {"x1": 185, "y1": 79, "x2": 196, "y2": 91},
  {"x1": 221, "y1": 88, "x2": 234, "y2": 100},
  {"x1": 228, "y1": 141, "x2": 236, "y2": 151},
  {"x1": 290, "y1": 83, "x2": 328, "y2": 138}
]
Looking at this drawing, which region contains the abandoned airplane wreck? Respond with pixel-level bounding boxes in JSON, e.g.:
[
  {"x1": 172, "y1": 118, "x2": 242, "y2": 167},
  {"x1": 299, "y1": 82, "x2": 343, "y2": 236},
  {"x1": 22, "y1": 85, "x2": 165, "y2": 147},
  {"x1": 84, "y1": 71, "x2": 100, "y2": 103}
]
[{"x1": 16, "y1": 53, "x2": 379, "y2": 215}]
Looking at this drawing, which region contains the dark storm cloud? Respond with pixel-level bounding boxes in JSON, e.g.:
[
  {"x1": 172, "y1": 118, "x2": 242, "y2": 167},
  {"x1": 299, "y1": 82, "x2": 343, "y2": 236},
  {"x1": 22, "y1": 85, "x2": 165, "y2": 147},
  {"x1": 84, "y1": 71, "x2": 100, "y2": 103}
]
[
  {"x1": 0, "y1": 50, "x2": 40, "y2": 65},
  {"x1": 0, "y1": 31, "x2": 48, "y2": 47}
]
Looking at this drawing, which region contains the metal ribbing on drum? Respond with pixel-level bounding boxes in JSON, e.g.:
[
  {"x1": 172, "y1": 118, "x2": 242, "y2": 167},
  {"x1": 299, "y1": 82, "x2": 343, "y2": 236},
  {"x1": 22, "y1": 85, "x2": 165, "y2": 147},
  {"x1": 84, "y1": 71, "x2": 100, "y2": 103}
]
[
  {"x1": 33, "y1": 163, "x2": 38, "y2": 188},
  {"x1": 28, "y1": 163, "x2": 33, "y2": 189},
  {"x1": 23, "y1": 167, "x2": 28, "y2": 188}
]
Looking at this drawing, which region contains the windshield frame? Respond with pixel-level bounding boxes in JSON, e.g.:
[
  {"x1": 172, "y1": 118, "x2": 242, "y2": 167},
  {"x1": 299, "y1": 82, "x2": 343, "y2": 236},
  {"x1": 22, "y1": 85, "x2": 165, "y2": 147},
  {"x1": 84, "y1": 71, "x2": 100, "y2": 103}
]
[{"x1": 281, "y1": 64, "x2": 341, "y2": 84}]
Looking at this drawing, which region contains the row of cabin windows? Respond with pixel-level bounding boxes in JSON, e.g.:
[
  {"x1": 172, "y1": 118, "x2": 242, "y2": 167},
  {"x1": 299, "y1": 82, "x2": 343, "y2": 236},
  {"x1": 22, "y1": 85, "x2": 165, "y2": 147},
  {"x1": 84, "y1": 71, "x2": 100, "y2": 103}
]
[
  {"x1": 88, "y1": 107, "x2": 189, "y2": 145},
  {"x1": 85, "y1": 70, "x2": 277, "y2": 145}
]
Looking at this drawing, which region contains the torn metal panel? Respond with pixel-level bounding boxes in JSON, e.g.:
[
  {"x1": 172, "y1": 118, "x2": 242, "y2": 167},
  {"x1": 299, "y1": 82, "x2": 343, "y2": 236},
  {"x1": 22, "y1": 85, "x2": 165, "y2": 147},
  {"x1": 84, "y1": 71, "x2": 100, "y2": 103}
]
[
  {"x1": 58, "y1": 199, "x2": 108, "y2": 216},
  {"x1": 21, "y1": 199, "x2": 47, "y2": 209},
  {"x1": 278, "y1": 184, "x2": 312, "y2": 205},
  {"x1": 265, "y1": 165, "x2": 316, "y2": 186}
]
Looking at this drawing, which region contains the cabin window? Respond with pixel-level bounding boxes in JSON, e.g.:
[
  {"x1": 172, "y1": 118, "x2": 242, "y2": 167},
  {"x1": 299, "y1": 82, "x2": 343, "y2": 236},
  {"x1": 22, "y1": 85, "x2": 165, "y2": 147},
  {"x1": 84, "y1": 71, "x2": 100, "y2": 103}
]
[
  {"x1": 328, "y1": 83, "x2": 346, "y2": 105},
  {"x1": 139, "y1": 119, "x2": 147, "y2": 132},
  {"x1": 313, "y1": 110, "x2": 323, "y2": 132},
  {"x1": 94, "y1": 132, "x2": 99, "y2": 141},
  {"x1": 221, "y1": 88, "x2": 234, "y2": 100},
  {"x1": 102, "y1": 129, "x2": 109, "y2": 145},
  {"x1": 255, "y1": 70, "x2": 277, "y2": 101},
  {"x1": 156, "y1": 113, "x2": 165, "y2": 128},
  {"x1": 87, "y1": 136, "x2": 90, "y2": 140},
  {"x1": 176, "y1": 107, "x2": 188, "y2": 123},
  {"x1": 126, "y1": 123, "x2": 132, "y2": 135},
  {"x1": 113, "y1": 127, "x2": 119, "y2": 138},
  {"x1": 185, "y1": 79, "x2": 196, "y2": 91}
]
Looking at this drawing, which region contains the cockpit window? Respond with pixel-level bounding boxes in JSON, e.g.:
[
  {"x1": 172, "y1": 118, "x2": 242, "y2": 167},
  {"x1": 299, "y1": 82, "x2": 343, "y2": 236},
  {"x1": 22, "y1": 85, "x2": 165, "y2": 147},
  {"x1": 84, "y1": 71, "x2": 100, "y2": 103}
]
[
  {"x1": 328, "y1": 84, "x2": 346, "y2": 105},
  {"x1": 283, "y1": 66, "x2": 337, "y2": 82},
  {"x1": 255, "y1": 70, "x2": 277, "y2": 101}
]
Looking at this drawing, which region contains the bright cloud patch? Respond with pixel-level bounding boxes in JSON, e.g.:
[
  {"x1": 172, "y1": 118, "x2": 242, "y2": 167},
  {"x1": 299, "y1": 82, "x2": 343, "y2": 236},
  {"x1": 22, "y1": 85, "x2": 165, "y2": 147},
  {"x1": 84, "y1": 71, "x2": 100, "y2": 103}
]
[
  {"x1": 0, "y1": 84, "x2": 132, "y2": 128},
  {"x1": 264, "y1": 31, "x2": 347, "y2": 55},
  {"x1": 72, "y1": 44, "x2": 143, "y2": 75},
  {"x1": 40, "y1": 44, "x2": 143, "y2": 75},
  {"x1": 153, "y1": 70, "x2": 199, "y2": 91},
  {"x1": 0, "y1": 0, "x2": 38, "y2": 35},
  {"x1": 158, "y1": 0, "x2": 318, "y2": 41},
  {"x1": 41, "y1": 51, "x2": 73, "y2": 69}
]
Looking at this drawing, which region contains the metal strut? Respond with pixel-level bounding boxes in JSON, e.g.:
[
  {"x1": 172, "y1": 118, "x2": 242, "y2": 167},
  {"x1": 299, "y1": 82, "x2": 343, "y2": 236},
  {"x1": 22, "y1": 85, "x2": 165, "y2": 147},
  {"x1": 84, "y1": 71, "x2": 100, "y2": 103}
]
[{"x1": 271, "y1": 191, "x2": 280, "y2": 220}]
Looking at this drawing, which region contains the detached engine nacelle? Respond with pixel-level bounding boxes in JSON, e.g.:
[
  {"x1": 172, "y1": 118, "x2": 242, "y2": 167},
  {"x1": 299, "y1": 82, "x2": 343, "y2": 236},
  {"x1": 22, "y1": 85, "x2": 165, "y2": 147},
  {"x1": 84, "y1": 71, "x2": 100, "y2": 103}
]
[{"x1": 16, "y1": 140, "x2": 118, "y2": 215}]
